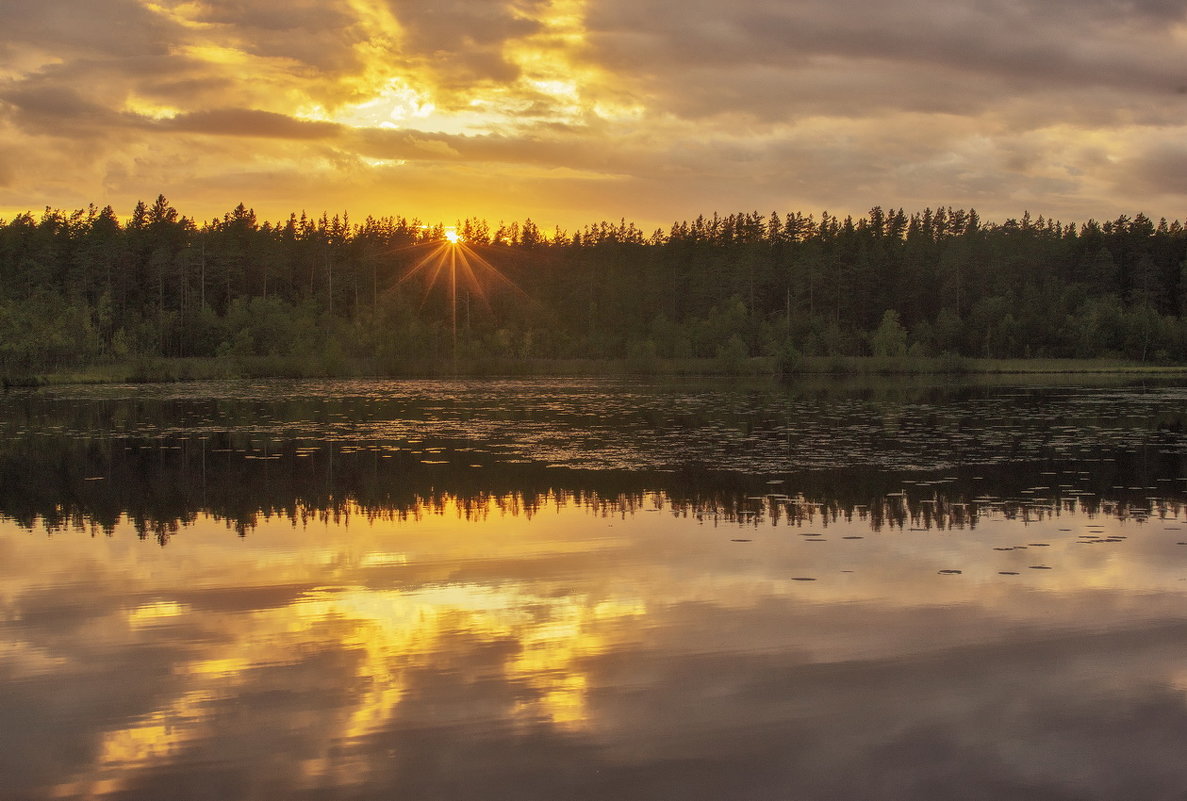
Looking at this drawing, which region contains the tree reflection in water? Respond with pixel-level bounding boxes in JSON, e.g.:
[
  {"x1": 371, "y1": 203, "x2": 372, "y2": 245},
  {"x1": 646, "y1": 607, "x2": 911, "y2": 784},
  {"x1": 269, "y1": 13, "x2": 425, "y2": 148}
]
[{"x1": 4, "y1": 379, "x2": 1187, "y2": 800}]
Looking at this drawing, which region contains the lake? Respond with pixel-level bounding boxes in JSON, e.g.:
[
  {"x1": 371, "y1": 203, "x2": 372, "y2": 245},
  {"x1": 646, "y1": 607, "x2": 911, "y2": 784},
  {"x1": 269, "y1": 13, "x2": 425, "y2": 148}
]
[{"x1": 3, "y1": 376, "x2": 1187, "y2": 800}]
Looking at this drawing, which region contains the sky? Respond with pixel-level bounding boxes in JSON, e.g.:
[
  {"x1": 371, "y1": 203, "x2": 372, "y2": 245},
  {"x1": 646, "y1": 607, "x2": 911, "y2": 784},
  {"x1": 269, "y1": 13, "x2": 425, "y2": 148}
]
[{"x1": 1, "y1": 0, "x2": 1186, "y2": 231}]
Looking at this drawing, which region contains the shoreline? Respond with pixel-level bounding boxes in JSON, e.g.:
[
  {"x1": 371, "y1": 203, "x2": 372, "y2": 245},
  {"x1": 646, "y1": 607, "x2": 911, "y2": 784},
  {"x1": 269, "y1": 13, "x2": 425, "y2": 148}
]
[{"x1": 8, "y1": 355, "x2": 1187, "y2": 387}]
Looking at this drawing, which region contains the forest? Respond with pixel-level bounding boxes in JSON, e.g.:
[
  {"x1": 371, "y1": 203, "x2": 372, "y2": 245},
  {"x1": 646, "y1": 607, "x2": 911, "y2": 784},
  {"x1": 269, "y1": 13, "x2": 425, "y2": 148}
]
[{"x1": 2, "y1": 196, "x2": 1186, "y2": 375}]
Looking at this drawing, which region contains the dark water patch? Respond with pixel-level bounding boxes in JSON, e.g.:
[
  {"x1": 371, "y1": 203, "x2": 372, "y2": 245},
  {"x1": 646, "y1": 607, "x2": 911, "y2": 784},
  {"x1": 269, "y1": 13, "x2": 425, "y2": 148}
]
[{"x1": 6, "y1": 377, "x2": 1187, "y2": 477}]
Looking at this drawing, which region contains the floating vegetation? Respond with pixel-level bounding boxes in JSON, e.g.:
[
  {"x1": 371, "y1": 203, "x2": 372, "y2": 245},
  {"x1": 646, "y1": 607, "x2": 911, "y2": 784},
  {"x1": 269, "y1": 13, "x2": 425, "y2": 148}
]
[{"x1": 4, "y1": 379, "x2": 1187, "y2": 546}]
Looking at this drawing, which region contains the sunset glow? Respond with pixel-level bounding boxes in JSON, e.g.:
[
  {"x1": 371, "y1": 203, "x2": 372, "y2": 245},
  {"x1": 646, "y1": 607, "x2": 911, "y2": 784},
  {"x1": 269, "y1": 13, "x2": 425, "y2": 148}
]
[
  {"x1": 6, "y1": 4, "x2": 1187, "y2": 794},
  {"x1": 1, "y1": 0, "x2": 1184, "y2": 227},
  {"x1": 399, "y1": 230, "x2": 519, "y2": 339}
]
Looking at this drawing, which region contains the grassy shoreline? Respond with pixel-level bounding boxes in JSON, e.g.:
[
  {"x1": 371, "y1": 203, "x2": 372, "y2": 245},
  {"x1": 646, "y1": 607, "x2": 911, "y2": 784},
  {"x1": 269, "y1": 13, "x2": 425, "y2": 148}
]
[{"x1": 7, "y1": 354, "x2": 1187, "y2": 387}]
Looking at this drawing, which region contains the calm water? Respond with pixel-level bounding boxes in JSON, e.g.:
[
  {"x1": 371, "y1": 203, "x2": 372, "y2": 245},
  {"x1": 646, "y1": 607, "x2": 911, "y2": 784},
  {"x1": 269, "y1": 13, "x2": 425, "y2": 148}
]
[{"x1": 4, "y1": 377, "x2": 1187, "y2": 800}]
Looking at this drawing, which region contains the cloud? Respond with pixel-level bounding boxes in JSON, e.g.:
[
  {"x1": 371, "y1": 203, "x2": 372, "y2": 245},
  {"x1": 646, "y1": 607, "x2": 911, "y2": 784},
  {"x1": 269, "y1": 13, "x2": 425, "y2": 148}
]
[
  {"x1": 0, "y1": 150, "x2": 14, "y2": 187},
  {"x1": 381, "y1": 0, "x2": 545, "y2": 86},
  {"x1": 173, "y1": 0, "x2": 364, "y2": 72},
  {"x1": 2, "y1": 85, "x2": 113, "y2": 124},
  {"x1": 1110, "y1": 133, "x2": 1187, "y2": 200},
  {"x1": 583, "y1": 0, "x2": 1187, "y2": 122},
  {"x1": 0, "y1": 0, "x2": 1185, "y2": 228},
  {"x1": 7, "y1": 525, "x2": 1187, "y2": 801},
  {"x1": 0, "y1": 0, "x2": 176, "y2": 58},
  {"x1": 162, "y1": 108, "x2": 343, "y2": 139}
]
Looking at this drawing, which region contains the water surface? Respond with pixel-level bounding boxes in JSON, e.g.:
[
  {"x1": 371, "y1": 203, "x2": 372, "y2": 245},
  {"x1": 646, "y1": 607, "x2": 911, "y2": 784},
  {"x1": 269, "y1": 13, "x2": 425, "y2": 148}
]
[{"x1": 3, "y1": 377, "x2": 1187, "y2": 800}]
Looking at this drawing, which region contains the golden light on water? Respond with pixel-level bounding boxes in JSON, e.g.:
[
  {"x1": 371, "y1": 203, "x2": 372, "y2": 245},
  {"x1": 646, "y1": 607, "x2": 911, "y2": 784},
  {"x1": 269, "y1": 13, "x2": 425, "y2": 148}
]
[
  {"x1": 8, "y1": 480, "x2": 1187, "y2": 798},
  {"x1": 34, "y1": 498, "x2": 652, "y2": 796}
]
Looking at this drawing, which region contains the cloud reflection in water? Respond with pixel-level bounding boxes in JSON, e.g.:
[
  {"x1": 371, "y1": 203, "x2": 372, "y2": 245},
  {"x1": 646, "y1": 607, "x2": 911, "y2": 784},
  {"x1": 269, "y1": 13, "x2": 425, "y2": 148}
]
[{"x1": 3, "y1": 489, "x2": 1187, "y2": 800}]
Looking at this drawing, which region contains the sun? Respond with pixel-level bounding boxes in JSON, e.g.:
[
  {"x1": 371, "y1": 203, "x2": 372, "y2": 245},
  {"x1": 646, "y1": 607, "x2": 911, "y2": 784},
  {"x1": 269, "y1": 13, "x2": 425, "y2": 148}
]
[{"x1": 396, "y1": 228, "x2": 524, "y2": 363}]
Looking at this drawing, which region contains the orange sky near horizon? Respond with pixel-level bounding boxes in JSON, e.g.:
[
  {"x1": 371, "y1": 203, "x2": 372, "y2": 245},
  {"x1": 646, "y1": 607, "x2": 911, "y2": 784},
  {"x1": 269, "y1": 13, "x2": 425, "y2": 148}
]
[{"x1": 1, "y1": 0, "x2": 1186, "y2": 231}]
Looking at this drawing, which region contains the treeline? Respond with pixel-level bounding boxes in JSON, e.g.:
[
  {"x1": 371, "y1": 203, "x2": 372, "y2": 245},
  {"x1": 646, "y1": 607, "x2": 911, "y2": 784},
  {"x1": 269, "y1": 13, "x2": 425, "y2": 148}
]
[{"x1": 3, "y1": 197, "x2": 1187, "y2": 372}]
